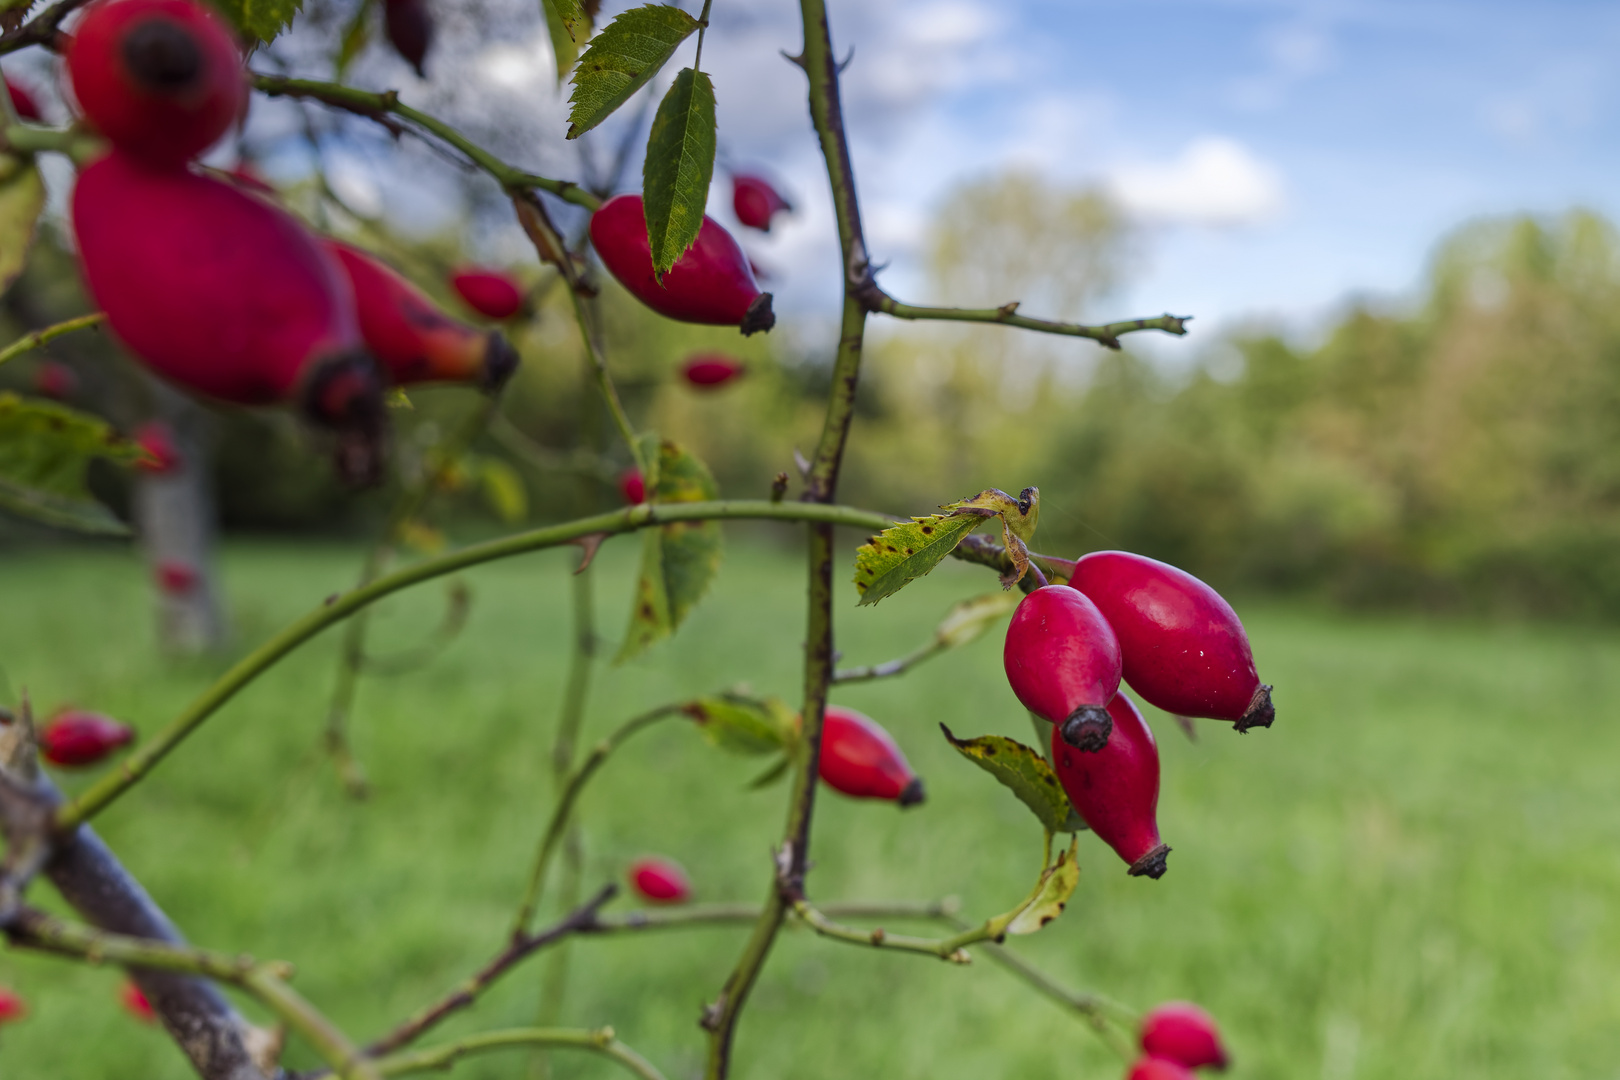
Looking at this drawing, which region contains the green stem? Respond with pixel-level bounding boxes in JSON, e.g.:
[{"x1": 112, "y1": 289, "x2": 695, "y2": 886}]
[
  {"x1": 831, "y1": 637, "x2": 944, "y2": 684},
  {"x1": 512, "y1": 704, "x2": 683, "y2": 937},
  {"x1": 566, "y1": 288, "x2": 643, "y2": 470},
  {"x1": 590, "y1": 898, "x2": 958, "y2": 933},
  {"x1": 860, "y1": 296, "x2": 1191, "y2": 350},
  {"x1": 692, "y1": 0, "x2": 715, "y2": 70},
  {"x1": 373, "y1": 1027, "x2": 666, "y2": 1080},
  {"x1": 50, "y1": 500, "x2": 893, "y2": 832},
  {"x1": 0, "y1": 312, "x2": 105, "y2": 368},
  {"x1": 249, "y1": 74, "x2": 601, "y2": 211},
  {"x1": 788, "y1": 901, "x2": 980, "y2": 963}
]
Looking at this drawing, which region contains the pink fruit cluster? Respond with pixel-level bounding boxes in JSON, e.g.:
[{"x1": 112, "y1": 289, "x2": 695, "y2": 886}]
[
  {"x1": 1126, "y1": 1002, "x2": 1230, "y2": 1078},
  {"x1": 1004, "y1": 551, "x2": 1273, "y2": 878}
]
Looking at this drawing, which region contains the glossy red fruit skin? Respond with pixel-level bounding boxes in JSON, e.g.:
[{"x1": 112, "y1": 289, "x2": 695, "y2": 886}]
[
  {"x1": 0, "y1": 987, "x2": 27, "y2": 1023},
  {"x1": 589, "y1": 195, "x2": 774, "y2": 334},
  {"x1": 1126, "y1": 1058, "x2": 1195, "y2": 1080},
  {"x1": 383, "y1": 0, "x2": 432, "y2": 77},
  {"x1": 618, "y1": 467, "x2": 645, "y2": 506},
  {"x1": 628, "y1": 856, "x2": 691, "y2": 903},
  {"x1": 6, "y1": 78, "x2": 42, "y2": 121},
  {"x1": 133, "y1": 421, "x2": 181, "y2": 473},
  {"x1": 1141, "y1": 1002, "x2": 1230, "y2": 1071},
  {"x1": 66, "y1": 0, "x2": 246, "y2": 167},
  {"x1": 122, "y1": 981, "x2": 156, "y2": 1023},
  {"x1": 40, "y1": 709, "x2": 135, "y2": 767},
  {"x1": 819, "y1": 706, "x2": 924, "y2": 806},
  {"x1": 1051, "y1": 692, "x2": 1169, "y2": 878},
  {"x1": 681, "y1": 353, "x2": 745, "y2": 389},
  {"x1": 731, "y1": 174, "x2": 791, "y2": 232},
  {"x1": 450, "y1": 268, "x2": 524, "y2": 320},
  {"x1": 1004, "y1": 584, "x2": 1123, "y2": 752},
  {"x1": 1070, "y1": 551, "x2": 1273, "y2": 732},
  {"x1": 33, "y1": 360, "x2": 78, "y2": 400},
  {"x1": 326, "y1": 242, "x2": 518, "y2": 392}
]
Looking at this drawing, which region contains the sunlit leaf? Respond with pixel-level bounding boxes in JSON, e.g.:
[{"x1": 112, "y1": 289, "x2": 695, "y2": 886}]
[
  {"x1": 0, "y1": 393, "x2": 139, "y2": 535},
  {"x1": 541, "y1": 0, "x2": 592, "y2": 80},
  {"x1": 852, "y1": 513, "x2": 981, "y2": 606},
  {"x1": 1005, "y1": 837, "x2": 1079, "y2": 935},
  {"x1": 617, "y1": 435, "x2": 722, "y2": 660},
  {"x1": 642, "y1": 67, "x2": 715, "y2": 278},
  {"x1": 939, "y1": 724, "x2": 1076, "y2": 834},
  {"x1": 567, "y1": 4, "x2": 700, "y2": 139},
  {"x1": 215, "y1": 0, "x2": 303, "y2": 43},
  {"x1": 0, "y1": 155, "x2": 45, "y2": 296},
  {"x1": 683, "y1": 693, "x2": 791, "y2": 756}
]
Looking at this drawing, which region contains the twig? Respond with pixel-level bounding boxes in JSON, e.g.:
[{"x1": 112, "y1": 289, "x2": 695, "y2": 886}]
[
  {"x1": 832, "y1": 638, "x2": 944, "y2": 684},
  {"x1": 788, "y1": 901, "x2": 979, "y2": 963},
  {"x1": 856, "y1": 291, "x2": 1191, "y2": 351},
  {"x1": 0, "y1": 0, "x2": 91, "y2": 56},
  {"x1": 0, "y1": 312, "x2": 106, "y2": 368},
  {"x1": 948, "y1": 533, "x2": 1077, "y2": 586},
  {"x1": 371, "y1": 1026, "x2": 666, "y2": 1080}
]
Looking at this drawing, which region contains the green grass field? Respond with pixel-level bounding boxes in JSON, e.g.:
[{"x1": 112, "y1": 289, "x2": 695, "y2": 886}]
[{"x1": 1, "y1": 537, "x2": 1617, "y2": 1079}]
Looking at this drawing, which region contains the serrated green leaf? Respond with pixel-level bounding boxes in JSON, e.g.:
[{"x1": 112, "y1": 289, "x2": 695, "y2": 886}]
[
  {"x1": 0, "y1": 156, "x2": 44, "y2": 297},
  {"x1": 479, "y1": 457, "x2": 528, "y2": 523},
  {"x1": 617, "y1": 436, "x2": 722, "y2": 660},
  {"x1": 541, "y1": 0, "x2": 591, "y2": 80},
  {"x1": 852, "y1": 513, "x2": 981, "y2": 606},
  {"x1": 1006, "y1": 837, "x2": 1079, "y2": 935},
  {"x1": 642, "y1": 67, "x2": 715, "y2": 278},
  {"x1": 0, "y1": 393, "x2": 139, "y2": 535},
  {"x1": 214, "y1": 0, "x2": 303, "y2": 43},
  {"x1": 683, "y1": 693, "x2": 791, "y2": 756},
  {"x1": 939, "y1": 724, "x2": 1076, "y2": 835},
  {"x1": 335, "y1": 0, "x2": 375, "y2": 78},
  {"x1": 933, "y1": 591, "x2": 1021, "y2": 650},
  {"x1": 567, "y1": 4, "x2": 700, "y2": 140}
]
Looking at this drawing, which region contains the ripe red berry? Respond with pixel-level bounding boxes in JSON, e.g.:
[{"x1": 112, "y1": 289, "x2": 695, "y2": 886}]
[
  {"x1": 680, "y1": 353, "x2": 745, "y2": 389},
  {"x1": 0, "y1": 987, "x2": 27, "y2": 1024},
  {"x1": 155, "y1": 559, "x2": 199, "y2": 594},
  {"x1": 66, "y1": 0, "x2": 247, "y2": 167},
  {"x1": 819, "y1": 705, "x2": 924, "y2": 806},
  {"x1": 383, "y1": 0, "x2": 432, "y2": 77},
  {"x1": 121, "y1": 981, "x2": 156, "y2": 1024},
  {"x1": 133, "y1": 421, "x2": 181, "y2": 474},
  {"x1": 1051, "y1": 692, "x2": 1169, "y2": 878},
  {"x1": 72, "y1": 153, "x2": 386, "y2": 480},
  {"x1": 32, "y1": 360, "x2": 78, "y2": 400},
  {"x1": 1140, "y1": 1002, "x2": 1230, "y2": 1071},
  {"x1": 628, "y1": 856, "x2": 692, "y2": 903},
  {"x1": 1070, "y1": 551, "x2": 1273, "y2": 732},
  {"x1": 731, "y1": 173, "x2": 791, "y2": 232},
  {"x1": 325, "y1": 242, "x2": 518, "y2": 392},
  {"x1": 1004, "y1": 584, "x2": 1122, "y2": 752},
  {"x1": 40, "y1": 709, "x2": 135, "y2": 767},
  {"x1": 450, "y1": 267, "x2": 524, "y2": 320},
  {"x1": 1126, "y1": 1058, "x2": 1195, "y2": 1080},
  {"x1": 589, "y1": 195, "x2": 775, "y2": 335},
  {"x1": 6, "y1": 77, "x2": 42, "y2": 121},
  {"x1": 618, "y1": 467, "x2": 645, "y2": 506}
]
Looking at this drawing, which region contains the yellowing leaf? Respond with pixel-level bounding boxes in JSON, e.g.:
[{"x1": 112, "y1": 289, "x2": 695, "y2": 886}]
[
  {"x1": 852, "y1": 513, "x2": 981, "y2": 606},
  {"x1": 933, "y1": 591, "x2": 1020, "y2": 650},
  {"x1": 0, "y1": 155, "x2": 45, "y2": 296},
  {"x1": 480, "y1": 458, "x2": 528, "y2": 523},
  {"x1": 940, "y1": 724, "x2": 1075, "y2": 835},
  {"x1": 1006, "y1": 837, "x2": 1079, "y2": 935},
  {"x1": 617, "y1": 435, "x2": 722, "y2": 660},
  {"x1": 683, "y1": 693, "x2": 791, "y2": 756}
]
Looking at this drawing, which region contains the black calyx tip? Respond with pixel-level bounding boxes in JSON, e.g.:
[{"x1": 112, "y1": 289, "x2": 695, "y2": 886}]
[
  {"x1": 1059, "y1": 704, "x2": 1113, "y2": 752},
  {"x1": 481, "y1": 331, "x2": 520, "y2": 393},
  {"x1": 739, "y1": 292, "x2": 775, "y2": 336},
  {"x1": 1236, "y1": 683, "x2": 1274, "y2": 733},
  {"x1": 122, "y1": 18, "x2": 202, "y2": 91},
  {"x1": 1128, "y1": 844, "x2": 1171, "y2": 880},
  {"x1": 897, "y1": 777, "x2": 925, "y2": 808},
  {"x1": 301, "y1": 351, "x2": 389, "y2": 489}
]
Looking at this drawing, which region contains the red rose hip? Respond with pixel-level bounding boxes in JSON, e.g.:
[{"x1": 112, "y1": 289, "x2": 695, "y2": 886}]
[
  {"x1": 1070, "y1": 551, "x2": 1273, "y2": 732},
  {"x1": 32, "y1": 360, "x2": 78, "y2": 400},
  {"x1": 325, "y1": 242, "x2": 518, "y2": 393},
  {"x1": 122, "y1": 981, "x2": 156, "y2": 1023},
  {"x1": 589, "y1": 195, "x2": 774, "y2": 334},
  {"x1": 680, "y1": 353, "x2": 745, "y2": 389},
  {"x1": 1141, "y1": 1002, "x2": 1230, "y2": 1071},
  {"x1": 40, "y1": 709, "x2": 135, "y2": 767},
  {"x1": 66, "y1": 0, "x2": 247, "y2": 167},
  {"x1": 618, "y1": 467, "x2": 645, "y2": 505},
  {"x1": 1004, "y1": 584, "x2": 1122, "y2": 751},
  {"x1": 0, "y1": 987, "x2": 26, "y2": 1024},
  {"x1": 628, "y1": 856, "x2": 691, "y2": 903},
  {"x1": 133, "y1": 421, "x2": 181, "y2": 473},
  {"x1": 731, "y1": 173, "x2": 791, "y2": 232},
  {"x1": 450, "y1": 267, "x2": 524, "y2": 320},
  {"x1": 1051, "y1": 692, "x2": 1169, "y2": 878},
  {"x1": 819, "y1": 705, "x2": 923, "y2": 806},
  {"x1": 6, "y1": 78, "x2": 42, "y2": 121},
  {"x1": 1126, "y1": 1059, "x2": 1194, "y2": 1080}
]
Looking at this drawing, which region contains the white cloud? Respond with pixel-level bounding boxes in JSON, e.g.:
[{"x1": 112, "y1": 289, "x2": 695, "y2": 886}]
[{"x1": 1107, "y1": 137, "x2": 1286, "y2": 226}]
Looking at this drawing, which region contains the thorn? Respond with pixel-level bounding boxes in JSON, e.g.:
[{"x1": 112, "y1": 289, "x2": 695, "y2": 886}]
[
  {"x1": 780, "y1": 49, "x2": 807, "y2": 69},
  {"x1": 792, "y1": 447, "x2": 811, "y2": 478},
  {"x1": 571, "y1": 531, "x2": 609, "y2": 574},
  {"x1": 836, "y1": 45, "x2": 855, "y2": 74},
  {"x1": 997, "y1": 301, "x2": 1020, "y2": 318}
]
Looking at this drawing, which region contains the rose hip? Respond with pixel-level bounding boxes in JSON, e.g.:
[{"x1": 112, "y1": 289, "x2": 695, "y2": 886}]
[
  {"x1": 6, "y1": 78, "x2": 41, "y2": 121},
  {"x1": 1070, "y1": 551, "x2": 1273, "y2": 732},
  {"x1": 1141, "y1": 1002, "x2": 1229, "y2": 1070},
  {"x1": 1004, "y1": 584, "x2": 1122, "y2": 751},
  {"x1": 819, "y1": 706, "x2": 924, "y2": 806},
  {"x1": 40, "y1": 709, "x2": 135, "y2": 767},
  {"x1": 628, "y1": 856, "x2": 691, "y2": 903},
  {"x1": 731, "y1": 174, "x2": 791, "y2": 232},
  {"x1": 122, "y1": 981, "x2": 156, "y2": 1024},
  {"x1": 618, "y1": 467, "x2": 645, "y2": 505},
  {"x1": 450, "y1": 268, "x2": 525, "y2": 320},
  {"x1": 1051, "y1": 692, "x2": 1169, "y2": 878},
  {"x1": 1126, "y1": 1058, "x2": 1194, "y2": 1080},
  {"x1": 680, "y1": 353, "x2": 745, "y2": 389},
  {"x1": 32, "y1": 360, "x2": 78, "y2": 400},
  {"x1": 589, "y1": 195, "x2": 774, "y2": 334},
  {"x1": 0, "y1": 987, "x2": 26, "y2": 1023},
  {"x1": 155, "y1": 560, "x2": 199, "y2": 594},
  {"x1": 133, "y1": 421, "x2": 181, "y2": 474}
]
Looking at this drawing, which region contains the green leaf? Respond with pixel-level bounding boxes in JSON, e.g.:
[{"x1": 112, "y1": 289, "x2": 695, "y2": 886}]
[
  {"x1": 0, "y1": 393, "x2": 140, "y2": 535},
  {"x1": 334, "y1": 0, "x2": 375, "y2": 79},
  {"x1": 683, "y1": 693, "x2": 792, "y2": 756},
  {"x1": 617, "y1": 435, "x2": 722, "y2": 660},
  {"x1": 642, "y1": 67, "x2": 716, "y2": 279},
  {"x1": 214, "y1": 0, "x2": 303, "y2": 43},
  {"x1": 852, "y1": 513, "x2": 981, "y2": 606},
  {"x1": 939, "y1": 724, "x2": 1076, "y2": 835},
  {"x1": 541, "y1": 0, "x2": 592, "y2": 81},
  {"x1": 479, "y1": 458, "x2": 528, "y2": 523},
  {"x1": 933, "y1": 591, "x2": 1021, "y2": 650},
  {"x1": 567, "y1": 4, "x2": 700, "y2": 140},
  {"x1": 0, "y1": 155, "x2": 45, "y2": 297},
  {"x1": 747, "y1": 755, "x2": 792, "y2": 789},
  {"x1": 1005, "y1": 837, "x2": 1080, "y2": 935}
]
